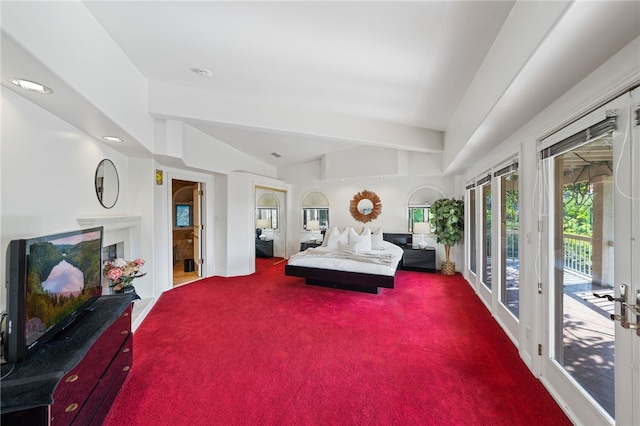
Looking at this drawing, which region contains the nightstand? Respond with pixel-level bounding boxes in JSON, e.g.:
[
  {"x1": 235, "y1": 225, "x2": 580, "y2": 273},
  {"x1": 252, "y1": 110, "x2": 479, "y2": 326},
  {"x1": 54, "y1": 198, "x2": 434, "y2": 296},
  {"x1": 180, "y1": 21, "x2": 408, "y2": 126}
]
[
  {"x1": 256, "y1": 238, "x2": 273, "y2": 258},
  {"x1": 300, "y1": 241, "x2": 322, "y2": 251},
  {"x1": 400, "y1": 245, "x2": 436, "y2": 272}
]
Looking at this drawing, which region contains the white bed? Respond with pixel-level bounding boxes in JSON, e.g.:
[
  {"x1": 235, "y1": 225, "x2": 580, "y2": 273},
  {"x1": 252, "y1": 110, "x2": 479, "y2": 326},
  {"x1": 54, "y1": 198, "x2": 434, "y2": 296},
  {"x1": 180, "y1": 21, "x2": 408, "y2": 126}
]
[
  {"x1": 287, "y1": 241, "x2": 403, "y2": 276},
  {"x1": 285, "y1": 229, "x2": 408, "y2": 294}
]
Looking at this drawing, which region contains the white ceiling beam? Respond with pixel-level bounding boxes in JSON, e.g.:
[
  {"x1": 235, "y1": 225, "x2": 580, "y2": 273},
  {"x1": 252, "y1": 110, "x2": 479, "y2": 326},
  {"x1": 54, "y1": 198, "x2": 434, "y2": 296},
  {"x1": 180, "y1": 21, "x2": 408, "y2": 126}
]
[
  {"x1": 443, "y1": 0, "x2": 572, "y2": 173},
  {"x1": 148, "y1": 81, "x2": 443, "y2": 154}
]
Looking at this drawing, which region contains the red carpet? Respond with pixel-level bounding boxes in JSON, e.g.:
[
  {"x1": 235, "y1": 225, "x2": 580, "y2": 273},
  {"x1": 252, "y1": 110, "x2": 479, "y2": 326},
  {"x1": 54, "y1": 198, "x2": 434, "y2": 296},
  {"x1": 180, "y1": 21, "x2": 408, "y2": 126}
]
[
  {"x1": 104, "y1": 264, "x2": 571, "y2": 426},
  {"x1": 255, "y1": 256, "x2": 284, "y2": 271}
]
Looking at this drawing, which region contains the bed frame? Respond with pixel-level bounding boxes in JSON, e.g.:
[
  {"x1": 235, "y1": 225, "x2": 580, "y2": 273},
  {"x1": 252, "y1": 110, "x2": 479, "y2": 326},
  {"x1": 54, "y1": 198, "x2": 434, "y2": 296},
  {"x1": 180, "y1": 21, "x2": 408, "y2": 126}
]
[{"x1": 284, "y1": 233, "x2": 412, "y2": 294}]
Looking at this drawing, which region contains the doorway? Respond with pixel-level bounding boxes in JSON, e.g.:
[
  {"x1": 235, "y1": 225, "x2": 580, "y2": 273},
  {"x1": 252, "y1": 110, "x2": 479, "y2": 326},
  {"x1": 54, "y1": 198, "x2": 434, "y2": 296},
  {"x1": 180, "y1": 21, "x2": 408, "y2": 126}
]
[
  {"x1": 172, "y1": 179, "x2": 204, "y2": 286},
  {"x1": 254, "y1": 186, "x2": 286, "y2": 272}
]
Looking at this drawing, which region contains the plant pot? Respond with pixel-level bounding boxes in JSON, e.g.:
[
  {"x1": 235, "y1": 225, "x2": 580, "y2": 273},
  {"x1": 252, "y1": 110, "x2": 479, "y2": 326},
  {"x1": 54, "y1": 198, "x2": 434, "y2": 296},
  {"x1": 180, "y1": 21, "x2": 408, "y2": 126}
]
[
  {"x1": 441, "y1": 261, "x2": 456, "y2": 276},
  {"x1": 115, "y1": 285, "x2": 141, "y2": 300}
]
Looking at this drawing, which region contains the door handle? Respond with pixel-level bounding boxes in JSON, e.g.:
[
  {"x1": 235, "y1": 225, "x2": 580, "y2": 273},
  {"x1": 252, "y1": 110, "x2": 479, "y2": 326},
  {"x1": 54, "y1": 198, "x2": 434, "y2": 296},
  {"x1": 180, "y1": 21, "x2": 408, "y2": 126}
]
[
  {"x1": 597, "y1": 284, "x2": 640, "y2": 336},
  {"x1": 592, "y1": 292, "x2": 625, "y2": 302}
]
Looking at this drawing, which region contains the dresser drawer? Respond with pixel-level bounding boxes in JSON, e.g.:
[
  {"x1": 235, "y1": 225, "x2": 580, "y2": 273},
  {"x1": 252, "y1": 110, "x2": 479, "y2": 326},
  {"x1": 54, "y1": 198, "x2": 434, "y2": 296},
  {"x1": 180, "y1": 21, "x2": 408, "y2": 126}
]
[{"x1": 50, "y1": 305, "x2": 131, "y2": 425}]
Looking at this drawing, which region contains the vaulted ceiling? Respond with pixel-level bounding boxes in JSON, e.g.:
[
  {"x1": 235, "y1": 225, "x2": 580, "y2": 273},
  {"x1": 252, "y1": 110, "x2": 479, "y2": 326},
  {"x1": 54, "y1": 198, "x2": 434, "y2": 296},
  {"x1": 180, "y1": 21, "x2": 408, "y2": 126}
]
[{"x1": 2, "y1": 1, "x2": 639, "y2": 177}]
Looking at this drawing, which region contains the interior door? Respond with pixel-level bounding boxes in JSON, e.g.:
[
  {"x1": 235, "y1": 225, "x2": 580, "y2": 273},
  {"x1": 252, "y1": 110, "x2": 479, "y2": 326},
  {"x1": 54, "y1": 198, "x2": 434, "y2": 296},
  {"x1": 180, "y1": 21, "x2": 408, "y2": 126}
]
[
  {"x1": 192, "y1": 183, "x2": 203, "y2": 277},
  {"x1": 539, "y1": 91, "x2": 639, "y2": 425}
]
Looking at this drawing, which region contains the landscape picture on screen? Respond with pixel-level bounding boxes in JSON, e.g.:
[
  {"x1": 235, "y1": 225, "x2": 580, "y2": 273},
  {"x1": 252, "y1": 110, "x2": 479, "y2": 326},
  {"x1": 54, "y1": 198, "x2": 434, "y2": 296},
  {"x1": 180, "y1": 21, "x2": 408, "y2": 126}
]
[
  {"x1": 25, "y1": 230, "x2": 103, "y2": 346},
  {"x1": 176, "y1": 204, "x2": 191, "y2": 227}
]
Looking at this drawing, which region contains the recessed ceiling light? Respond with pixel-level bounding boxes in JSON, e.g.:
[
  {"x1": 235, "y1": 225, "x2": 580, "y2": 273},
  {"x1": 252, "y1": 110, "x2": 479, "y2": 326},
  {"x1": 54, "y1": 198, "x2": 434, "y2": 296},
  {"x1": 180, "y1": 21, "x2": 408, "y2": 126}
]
[
  {"x1": 191, "y1": 68, "x2": 212, "y2": 78},
  {"x1": 10, "y1": 78, "x2": 53, "y2": 94},
  {"x1": 103, "y1": 136, "x2": 123, "y2": 142}
]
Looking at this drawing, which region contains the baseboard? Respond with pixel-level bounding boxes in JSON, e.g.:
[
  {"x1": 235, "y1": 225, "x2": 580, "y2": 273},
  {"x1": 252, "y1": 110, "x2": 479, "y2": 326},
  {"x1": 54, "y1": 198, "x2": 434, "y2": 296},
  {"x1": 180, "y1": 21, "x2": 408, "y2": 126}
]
[{"x1": 131, "y1": 297, "x2": 159, "y2": 332}]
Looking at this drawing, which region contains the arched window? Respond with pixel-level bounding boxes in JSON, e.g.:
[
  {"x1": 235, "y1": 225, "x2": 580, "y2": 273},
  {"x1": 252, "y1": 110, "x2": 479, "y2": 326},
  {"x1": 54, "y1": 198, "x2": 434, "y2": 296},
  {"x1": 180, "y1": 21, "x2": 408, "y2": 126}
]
[
  {"x1": 407, "y1": 186, "x2": 445, "y2": 232},
  {"x1": 301, "y1": 191, "x2": 329, "y2": 231},
  {"x1": 257, "y1": 193, "x2": 279, "y2": 230}
]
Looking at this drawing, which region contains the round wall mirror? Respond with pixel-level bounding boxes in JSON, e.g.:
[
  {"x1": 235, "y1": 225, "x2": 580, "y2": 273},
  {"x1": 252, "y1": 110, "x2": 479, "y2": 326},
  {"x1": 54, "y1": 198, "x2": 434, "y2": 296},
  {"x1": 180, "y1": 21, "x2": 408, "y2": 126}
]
[
  {"x1": 356, "y1": 199, "x2": 374, "y2": 215},
  {"x1": 95, "y1": 159, "x2": 119, "y2": 209},
  {"x1": 349, "y1": 190, "x2": 382, "y2": 223}
]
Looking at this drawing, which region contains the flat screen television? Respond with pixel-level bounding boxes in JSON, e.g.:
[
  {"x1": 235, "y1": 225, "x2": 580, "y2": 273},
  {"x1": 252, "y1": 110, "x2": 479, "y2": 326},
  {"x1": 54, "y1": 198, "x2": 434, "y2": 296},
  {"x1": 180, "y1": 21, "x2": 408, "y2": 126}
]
[
  {"x1": 3, "y1": 227, "x2": 104, "y2": 363},
  {"x1": 175, "y1": 204, "x2": 192, "y2": 227}
]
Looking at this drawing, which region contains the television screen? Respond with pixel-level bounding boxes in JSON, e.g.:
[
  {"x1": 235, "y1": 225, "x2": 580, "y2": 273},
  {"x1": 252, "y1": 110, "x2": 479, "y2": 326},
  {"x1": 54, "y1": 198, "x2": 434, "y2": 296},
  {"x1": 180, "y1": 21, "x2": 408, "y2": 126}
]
[
  {"x1": 176, "y1": 204, "x2": 191, "y2": 227},
  {"x1": 4, "y1": 227, "x2": 104, "y2": 363}
]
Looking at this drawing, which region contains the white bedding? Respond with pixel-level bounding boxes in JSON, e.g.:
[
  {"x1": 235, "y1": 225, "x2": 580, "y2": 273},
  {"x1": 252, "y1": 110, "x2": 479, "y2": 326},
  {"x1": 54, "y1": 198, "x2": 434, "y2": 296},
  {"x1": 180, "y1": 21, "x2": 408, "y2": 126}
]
[{"x1": 287, "y1": 240, "x2": 403, "y2": 276}]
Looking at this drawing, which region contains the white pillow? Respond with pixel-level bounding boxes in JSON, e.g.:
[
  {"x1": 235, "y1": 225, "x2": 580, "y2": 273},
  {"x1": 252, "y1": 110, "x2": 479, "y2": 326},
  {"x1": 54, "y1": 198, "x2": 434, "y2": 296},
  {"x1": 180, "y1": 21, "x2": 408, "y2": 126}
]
[
  {"x1": 338, "y1": 240, "x2": 359, "y2": 254},
  {"x1": 371, "y1": 227, "x2": 385, "y2": 250},
  {"x1": 349, "y1": 227, "x2": 372, "y2": 252},
  {"x1": 321, "y1": 227, "x2": 339, "y2": 247},
  {"x1": 327, "y1": 227, "x2": 349, "y2": 250}
]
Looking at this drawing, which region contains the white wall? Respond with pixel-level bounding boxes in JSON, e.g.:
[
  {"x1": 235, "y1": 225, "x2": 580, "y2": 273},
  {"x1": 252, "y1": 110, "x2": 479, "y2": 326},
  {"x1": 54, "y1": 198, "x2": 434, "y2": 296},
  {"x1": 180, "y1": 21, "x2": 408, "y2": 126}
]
[
  {"x1": 280, "y1": 146, "x2": 444, "y2": 183},
  {"x1": 0, "y1": 88, "x2": 137, "y2": 306},
  {"x1": 0, "y1": 87, "x2": 229, "y2": 306},
  {"x1": 214, "y1": 174, "x2": 229, "y2": 276},
  {"x1": 224, "y1": 172, "x2": 291, "y2": 276},
  {"x1": 290, "y1": 174, "x2": 456, "y2": 266}
]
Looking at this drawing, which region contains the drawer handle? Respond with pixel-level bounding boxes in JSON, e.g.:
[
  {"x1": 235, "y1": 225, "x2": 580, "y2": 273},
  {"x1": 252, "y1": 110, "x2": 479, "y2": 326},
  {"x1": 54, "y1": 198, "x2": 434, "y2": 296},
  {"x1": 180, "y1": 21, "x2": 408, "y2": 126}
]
[
  {"x1": 122, "y1": 366, "x2": 131, "y2": 372},
  {"x1": 65, "y1": 403, "x2": 79, "y2": 413},
  {"x1": 122, "y1": 347, "x2": 130, "y2": 353},
  {"x1": 121, "y1": 330, "x2": 129, "y2": 335},
  {"x1": 123, "y1": 312, "x2": 129, "y2": 316},
  {"x1": 65, "y1": 374, "x2": 79, "y2": 383}
]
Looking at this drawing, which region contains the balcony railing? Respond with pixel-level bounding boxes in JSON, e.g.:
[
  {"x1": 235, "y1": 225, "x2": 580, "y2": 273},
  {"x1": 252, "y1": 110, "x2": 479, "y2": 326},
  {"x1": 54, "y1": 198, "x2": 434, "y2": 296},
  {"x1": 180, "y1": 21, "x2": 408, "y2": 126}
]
[{"x1": 563, "y1": 234, "x2": 592, "y2": 276}]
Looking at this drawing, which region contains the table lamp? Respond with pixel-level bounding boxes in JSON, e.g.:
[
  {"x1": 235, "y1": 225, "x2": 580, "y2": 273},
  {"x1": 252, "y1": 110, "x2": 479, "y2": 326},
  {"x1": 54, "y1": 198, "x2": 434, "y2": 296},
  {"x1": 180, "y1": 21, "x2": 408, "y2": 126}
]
[
  {"x1": 413, "y1": 222, "x2": 430, "y2": 249},
  {"x1": 307, "y1": 220, "x2": 320, "y2": 242},
  {"x1": 257, "y1": 219, "x2": 270, "y2": 240}
]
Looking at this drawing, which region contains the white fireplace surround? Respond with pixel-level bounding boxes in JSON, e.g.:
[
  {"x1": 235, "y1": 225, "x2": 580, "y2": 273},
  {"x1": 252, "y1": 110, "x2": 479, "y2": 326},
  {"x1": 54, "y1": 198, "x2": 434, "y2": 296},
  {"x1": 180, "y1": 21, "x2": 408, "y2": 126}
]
[
  {"x1": 77, "y1": 215, "x2": 141, "y2": 261},
  {"x1": 76, "y1": 215, "x2": 153, "y2": 330}
]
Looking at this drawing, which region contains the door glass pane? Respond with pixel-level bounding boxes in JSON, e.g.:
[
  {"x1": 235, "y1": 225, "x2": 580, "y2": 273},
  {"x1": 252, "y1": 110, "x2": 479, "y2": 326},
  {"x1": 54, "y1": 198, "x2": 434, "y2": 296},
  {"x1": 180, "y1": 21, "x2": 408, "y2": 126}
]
[
  {"x1": 553, "y1": 135, "x2": 615, "y2": 417},
  {"x1": 501, "y1": 173, "x2": 519, "y2": 317},
  {"x1": 482, "y1": 184, "x2": 492, "y2": 289},
  {"x1": 469, "y1": 189, "x2": 477, "y2": 274}
]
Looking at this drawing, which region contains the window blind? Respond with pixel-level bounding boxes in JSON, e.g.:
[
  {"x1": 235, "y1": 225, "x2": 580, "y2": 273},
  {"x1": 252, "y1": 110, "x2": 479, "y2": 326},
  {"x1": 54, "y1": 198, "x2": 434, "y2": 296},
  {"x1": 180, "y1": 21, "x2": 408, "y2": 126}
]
[
  {"x1": 477, "y1": 174, "x2": 491, "y2": 186},
  {"x1": 540, "y1": 115, "x2": 617, "y2": 160},
  {"x1": 493, "y1": 161, "x2": 519, "y2": 178}
]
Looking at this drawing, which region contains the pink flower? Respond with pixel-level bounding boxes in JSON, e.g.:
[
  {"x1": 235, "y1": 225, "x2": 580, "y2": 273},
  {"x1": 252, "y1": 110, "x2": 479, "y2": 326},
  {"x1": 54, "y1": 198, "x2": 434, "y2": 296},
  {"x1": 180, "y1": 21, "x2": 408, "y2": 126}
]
[
  {"x1": 103, "y1": 258, "x2": 146, "y2": 288},
  {"x1": 107, "y1": 268, "x2": 123, "y2": 281}
]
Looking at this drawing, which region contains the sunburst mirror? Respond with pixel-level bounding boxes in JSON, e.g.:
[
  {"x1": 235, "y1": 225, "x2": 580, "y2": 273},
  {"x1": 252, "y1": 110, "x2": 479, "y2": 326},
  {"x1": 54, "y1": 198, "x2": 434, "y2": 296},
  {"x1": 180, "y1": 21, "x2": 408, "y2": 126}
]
[{"x1": 349, "y1": 190, "x2": 382, "y2": 223}]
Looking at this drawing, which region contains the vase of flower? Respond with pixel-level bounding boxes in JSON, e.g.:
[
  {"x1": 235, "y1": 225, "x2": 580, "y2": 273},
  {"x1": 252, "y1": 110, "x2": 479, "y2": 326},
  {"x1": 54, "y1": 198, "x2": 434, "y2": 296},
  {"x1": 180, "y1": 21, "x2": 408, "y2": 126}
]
[
  {"x1": 114, "y1": 283, "x2": 141, "y2": 300},
  {"x1": 103, "y1": 258, "x2": 146, "y2": 301}
]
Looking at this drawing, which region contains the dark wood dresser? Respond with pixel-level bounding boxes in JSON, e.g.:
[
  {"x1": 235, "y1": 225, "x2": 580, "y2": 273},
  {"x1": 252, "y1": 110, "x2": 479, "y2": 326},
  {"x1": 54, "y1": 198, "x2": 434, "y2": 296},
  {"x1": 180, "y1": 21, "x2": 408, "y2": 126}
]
[{"x1": 1, "y1": 294, "x2": 133, "y2": 426}]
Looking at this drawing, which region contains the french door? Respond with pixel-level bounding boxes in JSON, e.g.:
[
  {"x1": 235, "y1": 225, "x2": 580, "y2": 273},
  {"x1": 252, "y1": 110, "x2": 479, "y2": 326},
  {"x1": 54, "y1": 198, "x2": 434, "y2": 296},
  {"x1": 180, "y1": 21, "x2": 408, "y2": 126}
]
[
  {"x1": 467, "y1": 161, "x2": 521, "y2": 343},
  {"x1": 539, "y1": 90, "x2": 639, "y2": 425}
]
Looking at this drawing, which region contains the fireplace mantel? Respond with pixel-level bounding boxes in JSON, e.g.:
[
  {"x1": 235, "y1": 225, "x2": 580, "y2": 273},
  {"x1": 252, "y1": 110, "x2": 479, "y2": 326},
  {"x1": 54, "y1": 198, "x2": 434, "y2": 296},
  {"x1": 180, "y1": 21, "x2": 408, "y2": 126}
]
[{"x1": 77, "y1": 215, "x2": 141, "y2": 231}]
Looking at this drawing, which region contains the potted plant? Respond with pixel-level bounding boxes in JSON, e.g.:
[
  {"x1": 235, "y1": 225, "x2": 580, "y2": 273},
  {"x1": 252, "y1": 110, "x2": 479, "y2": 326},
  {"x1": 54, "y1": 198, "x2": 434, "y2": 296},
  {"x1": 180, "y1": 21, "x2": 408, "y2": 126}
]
[
  {"x1": 429, "y1": 198, "x2": 464, "y2": 275},
  {"x1": 103, "y1": 258, "x2": 146, "y2": 300}
]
